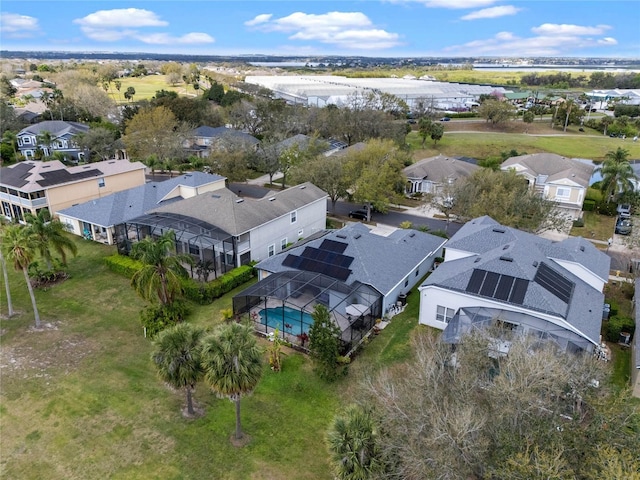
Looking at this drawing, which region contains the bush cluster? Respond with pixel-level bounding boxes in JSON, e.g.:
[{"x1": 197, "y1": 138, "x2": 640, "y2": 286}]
[
  {"x1": 604, "y1": 315, "x2": 635, "y2": 343},
  {"x1": 140, "y1": 300, "x2": 189, "y2": 338}
]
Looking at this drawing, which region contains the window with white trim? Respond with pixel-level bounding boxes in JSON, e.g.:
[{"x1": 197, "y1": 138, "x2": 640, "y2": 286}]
[
  {"x1": 268, "y1": 244, "x2": 275, "y2": 257},
  {"x1": 436, "y1": 305, "x2": 455, "y2": 323},
  {"x1": 290, "y1": 210, "x2": 297, "y2": 223},
  {"x1": 555, "y1": 187, "x2": 570, "y2": 199},
  {"x1": 281, "y1": 238, "x2": 288, "y2": 250},
  {"x1": 97, "y1": 178, "x2": 105, "y2": 188}
]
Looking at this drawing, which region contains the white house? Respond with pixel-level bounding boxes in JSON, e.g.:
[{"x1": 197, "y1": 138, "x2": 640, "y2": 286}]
[
  {"x1": 501, "y1": 153, "x2": 595, "y2": 219},
  {"x1": 419, "y1": 216, "x2": 610, "y2": 354}
]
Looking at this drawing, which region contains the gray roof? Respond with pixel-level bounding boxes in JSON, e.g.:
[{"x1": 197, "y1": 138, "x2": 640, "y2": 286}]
[
  {"x1": 501, "y1": 153, "x2": 594, "y2": 188},
  {"x1": 58, "y1": 172, "x2": 224, "y2": 227},
  {"x1": 191, "y1": 126, "x2": 259, "y2": 145},
  {"x1": 148, "y1": 182, "x2": 328, "y2": 236},
  {"x1": 18, "y1": 120, "x2": 90, "y2": 138},
  {"x1": 422, "y1": 216, "x2": 610, "y2": 345},
  {"x1": 256, "y1": 223, "x2": 446, "y2": 296},
  {"x1": 404, "y1": 154, "x2": 479, "y2": 182}
]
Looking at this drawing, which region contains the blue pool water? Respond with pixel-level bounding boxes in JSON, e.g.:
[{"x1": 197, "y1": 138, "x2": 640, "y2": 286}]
[{"x1": 259, "y1": 306, "x2": 313, "y2": 336}]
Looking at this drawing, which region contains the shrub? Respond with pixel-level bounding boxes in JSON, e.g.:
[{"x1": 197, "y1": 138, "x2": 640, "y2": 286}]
[
  {"x1": 103, "y1": 254, "x2": 143, "y2": 277},
  {"x1": 573, "y1": 218, "x2": 585, "y2": 228},
  {"x1": 28, "y1": 260, "x2": 69, "y2": 288},
  {"x1": 604, "y1": 315, "x2": 635, "y2": 343},
  {"x1": 139, "y1": 300, "x2": 189, "y2": 338},
  {"x1": 608, "y1": 299, "x2": 619, "y2": 317},
  {"x1": 582, "y1": 200, "x2": 595, "y2": 212},
  {"x1": 596, "y1": 201, "x2": 617, "y2": 217}
]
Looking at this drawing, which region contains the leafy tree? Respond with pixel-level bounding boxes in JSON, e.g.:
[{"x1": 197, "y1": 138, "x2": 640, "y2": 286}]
[
  {"x1": 36, "y1": 130, "x2": 54, "y2": 158},
  {"x1": 201, "y1": 322, "x2": 263, "y2": 441},
  {"x1": 0, "y1": 102, "x2": 21, "y2": 135},
  {"x1": 74, "y1": 127, "x2": 122, "y2": 162},
  {"x1": 596, "y1": 147, "x2": 636, "y2": 201},
  {"x1": 151, "y1": 323, "x2": 205, "y2": 415},
  {"x1": 0, "y1": 76, "x2": 17, "y2": 98},
  {"x1": 124, "y1": 86, "x2": 135, "y2": 102},
  {"x1": 25, "y1": 209, "x2": 77, "y2": 270},
  {"x1": 123, "y1": 106, "x2": 184, "y2": 162},
  {"x1": 207, "y1": 151, "x2": 251, "y2": 183},
  {"x1": 291, "y1": 154, "x2": 350, "y2": 213},
  {"x1": 327, "y1": 404, "x2": 386, "y2": 480},
  {"x1": 308, "y1": 304, "x2": 342, "y2": 381},
  {"x1": 0, "y1": 225, "x2": 41, "y2": 327},
  {"x1": 522, "y1": 110, "x2": 535, "y2": 129},
  {"x1": 418, "y1": 117, "x2": 432, "y2": 146},
  {"x1": 478, "y1": 98, "x2": 515, "y2": 125},
  {"x1": 206, "y1": 81, "x2": 225, "y2": 104},
  {"x1": 1, "y1": 130, "x2": 18, "y2": 163},
  {"x1": 430, "y1": 122, "x2": 444, "y2": 145},
  {"x1": 130, "y1": 231, "x2": 191, "y2": 306}
]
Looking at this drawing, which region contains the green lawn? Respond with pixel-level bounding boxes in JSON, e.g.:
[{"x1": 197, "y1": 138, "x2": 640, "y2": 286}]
[
  {"x1": 570, "y1": 211, "x2": 617, "y2": 242},
  {"x1": 105, "y1": 74, "x2": 203, "y2": 104}
]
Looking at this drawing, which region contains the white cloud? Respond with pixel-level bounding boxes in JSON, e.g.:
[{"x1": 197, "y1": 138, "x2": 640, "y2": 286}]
[
  {"x1": 531, "y1": 23, "x2": 611, "y2": 36},
  {"x1": 443, "y1": 24, "x2": 619, "y2": 56},
  {"x1": 136, "y1": 32, "x2": 215, "y2": 45},
  {"x1": 386, "y1": 0, "x2": 498, "y2": 8},
  {"x1": 0, "y1": 12, "x2": 40, "y2": 38},
  {"x1": 74, "y1": 8, "x2": 167, "y2": 28},
  {"x1": 73, "y1": 8, "x2": 213, "y2": 45},
  {"x1": 245, "y1": 11, "x2": 402, "y2": 50},
  {"x1": 244, "y1": 14, "x2": 272, "y2": 27},
  {"x1": 461, "y1": 5, "x2": 522, "y2": 20}
]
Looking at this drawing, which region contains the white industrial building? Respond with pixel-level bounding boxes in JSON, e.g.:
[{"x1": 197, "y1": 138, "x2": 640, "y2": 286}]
[{"x1": 244, "y1": 75, "x2": 511, "y2": 112}]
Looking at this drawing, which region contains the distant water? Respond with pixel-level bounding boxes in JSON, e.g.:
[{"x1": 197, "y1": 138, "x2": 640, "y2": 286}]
[{"x1": 249, "y1": 61, "x2": 322, "y2": 67}]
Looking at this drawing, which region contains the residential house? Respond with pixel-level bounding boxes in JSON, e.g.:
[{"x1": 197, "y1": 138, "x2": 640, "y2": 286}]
[
  {"x1": 184, "y1": 126, "x2": 260, "y2": 158},
  {"x1": 57, "y1": 171, "x2": 226, "y2": 244},
  {"x1": 501, "y1": 153, "x2": 595, "y2": 219},
  {"x1": 404, "y1": 154, "x2": 479, "y2": 195},
  {"x1": 235, "y1": 222, "x2": 446, "y2": 351},
  {"x1": 418, "y1": 216, "x2": 610, "y2": 354},
  {"x1": 17, "y1": 120, "x2": 90, "y2": 162},
  {"x1": 0, "y1": 159, "x2": 147, "y2": 222}
]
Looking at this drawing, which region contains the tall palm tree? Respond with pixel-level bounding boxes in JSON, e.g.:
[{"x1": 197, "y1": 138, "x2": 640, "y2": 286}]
[
  {"x1": 327, "y1": 404, "x2": 386, "y2": 480},
  {"x1": 151, "y1": 323, "x2": 205, "y2": 415},
  {"x1": 36, "y1": 131, "x2": 54, "y2": 158},
  {"x1": 130, "y1": 231, "x2": 191, "y2": 306},
  {"x1": 0, "y1": 225, "x2": 40, "y2": 327},
  {"x1": 2, "y1": 130, "x2": 18, "y2": 163},
  {"x1": 201, "y1": 322, "x2": 263, "y2": 441},
  {"x1": 25, "y1": 209, "x2": 78, "y2": 270},
  {"x1": 0, "y1": 248, "x2": 15, "y2": 317},
  {"x1": 596, "y1": 148, "x2": 636, "y2": 201}
]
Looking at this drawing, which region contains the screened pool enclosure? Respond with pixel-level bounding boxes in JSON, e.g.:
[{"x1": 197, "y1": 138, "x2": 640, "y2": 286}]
[{"x1": 233, "y1": 270, "x2": 382, "y2": 354}]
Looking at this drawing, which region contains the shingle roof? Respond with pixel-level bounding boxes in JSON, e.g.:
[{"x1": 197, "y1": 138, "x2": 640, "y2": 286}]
[
  {"x1": 422, "y1": 216, "x2": 610, "y2": 345},
  {"x1": 58, "y1": 172, "x2": 224, "y2": 227},
  {"x1": 256, "y1": 223, "x2": 446, "y2": 296},
  {"x1": 18, "y1": 120, "x2": 90, "y2": 138},
  {"x1": 192, "y1": 126, "x2": 259, "y2": 145},
  {"x1": 147, "y1": 182, "x2": 328, "y2": 236},
  {"x1": 501, "y1": 153, "x2": 594, "y2": 188},
  {"x1": 404, "y1": 154, "x2": 479, "y2": 182}
]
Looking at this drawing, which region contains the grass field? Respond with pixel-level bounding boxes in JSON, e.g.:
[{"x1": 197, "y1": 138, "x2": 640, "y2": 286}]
[
  {"x1": 105, "y1": 74, "x2": 203, "y2": 103},
  {"x1": 570, "y1": 211, "x2": 617, "y2": 242}
]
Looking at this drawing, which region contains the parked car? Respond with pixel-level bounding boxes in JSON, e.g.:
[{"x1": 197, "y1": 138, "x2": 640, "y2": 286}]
[
  {"x1": 348, "y1": 209, "x2": 369, "y2": 220},
  {"x1": 615, "y1": 217, "x2": 632, "y2": 235},
  {"x1": 617, "y1": 203, "x2": 631, "y2": 218},
  {"x1": 439, "y1": 117, "x2": 451, "y2": 122}
]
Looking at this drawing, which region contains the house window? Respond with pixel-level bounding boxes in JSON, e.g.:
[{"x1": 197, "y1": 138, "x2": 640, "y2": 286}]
[
  {"x1": 415, "y1": 269, "x2": 419, "y2": 277},
  {"x1": 556, "y1": 187, "x2": 570, "y2": 199},
  {"x1": 298, "y1": 229, "x2": 304, "y2": 238},
  {"x1": 404, "y1": 279, "x2": 409, "y2": 288},
  {"x1": 23, "y1": 137, "x2": 32, "y2": 145},
  {"x1": 436, "y1": 305, "x2": 455, "y2": 324},
  {"x1": 290, "y1": 210, "x2": 297, "y2": 224},
  {"x1": 97, "y1": 178, "x2": 105, "y2": 188},
  {"x1": 268, "y1": 244, "x2": 275, "y2": 257},
  {"x1": 188, "y1": 244, "x2": 200, "y2": 255},
  {"x1": 281, "y1": 238, "x2": 288, "y2": 250}
]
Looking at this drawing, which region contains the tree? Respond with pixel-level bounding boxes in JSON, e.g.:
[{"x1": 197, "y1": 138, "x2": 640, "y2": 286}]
[
  {"x1": 478, "y1": 98, "x2": 515, "y2": 125},
  {"x1": 2, "y1": 130, "x2": 19, "y2": 163},
  {"x1": 430, "y1": 122, "x2": 444, "y2": 145},
  {"x1": 596, "y1": 147, "x2": 636, "y2": 201},
  {"x1": 447, "y1": 168, "x2": 569, "y2": 233},
  {"x1": 522, "y1": 110, "x2": 535, "y2": 130},
  {"x1": 0, "y1": 225, "x2": 41, "y2": 327},
  {"x1": 418, "y1": 117, "x2": 432, "y2": 146},
  {"x1": 74, "y1": 127, "x2": 122, "y2": 162},
  {"x1": 123, "y1": 106, "x2": 183, "y2": 162},
  {"x1": 308, "y1": 304, "x2": 341, "y2": 381},
  {"x1": 291, "y1": 154, "x2": 350, "y2": 213},
  {"x1": 36, "y1": 130, "x2": 54, "y2": 158},
  {"x1": 0, "y1": 246, "x2": 15, "y2": 317},
  {"x1": 151, "y1": 323, "x2": 205, "y2": 416},
  {"x1": 124, "y1": 87, "x2": 135, "y2": 102},
  {"x1": 25, "y1": 209, "x2": 78, "y2": 271},
  {"x1": 130, "y1": 231, "x2": 191, "y2": 306},
  {"x1": 327, "y1": 404, "x2": 386, "y2": 480},
  {"x1": 200, "y1": 322, "x2": 263, "y2": 441}
]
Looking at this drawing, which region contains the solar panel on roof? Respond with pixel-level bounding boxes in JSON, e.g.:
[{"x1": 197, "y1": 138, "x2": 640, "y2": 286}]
[
  {"x1": 534, "y1": 263, "x2": 573, "y2": 304},
  {"x1": 480, "y1": 272, "x2": 500, "y2": 297},
  {"x1": 320, "y1": 239, "x2": 348, "y2": 253},
  {"x1": 494, "y1": 275, "x2": 515, "y2": 301},
  {"x1": 509, "y1": 278, "x2": 529, "y2": 305},
  {"x1": 466, "y1": 269, "x2": 485, "y2": 294}
]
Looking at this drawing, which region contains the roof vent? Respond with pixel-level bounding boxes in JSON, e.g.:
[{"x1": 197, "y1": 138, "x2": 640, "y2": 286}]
[
  {"x1": 533, "y1": 261, "x2": 538, "y2": 267},
  {"x1": 579, "y1": 245, "x2": 585, "y2": 252},
  {"x1": 492, "y1": 227, "x2": 506, "y2": 233},
  {"x1": 409, "y1": 232, "x2": 415, "y2": 237},
  {"x1": 235, "y1": 199, "x2": 244, "y2": 203},
  {"x1": 269, "y1": 197, "x2": 276, "y2": 201},
  {"x1": 502, "y1": 244, "x2": 509, "y2": 250},
  {"x1": 336, "y1": 234, "x2": 347, "y2": 239},
  {"x1": 108, "y1": 161, "x2": 115, "y2": 164},
  {"x1": 211, "y1": 194, "x2": 220, "y2": 198},
  {"x1": 499, "y1": 256, "x2": 513, "y2": 262},
  {"x1": 354, "y1": 233, "x2": 361, "y2": 239},
  {"x1": 299, "y1": 185, "x2": 306, "y2": 189},
  {"x1": 474, "y1": 257, "x2": 481, "y2": 263},
  {"x1": 83, "y1": 166, "x2": 91, "y2": 169}
]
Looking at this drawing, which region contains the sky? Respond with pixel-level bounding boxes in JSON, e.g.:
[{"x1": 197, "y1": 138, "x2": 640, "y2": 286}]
[{"x1": 1, "y1": 1, "x2": 638, "y2": 58}]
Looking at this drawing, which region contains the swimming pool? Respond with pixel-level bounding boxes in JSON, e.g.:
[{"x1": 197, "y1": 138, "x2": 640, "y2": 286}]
[{"x1": 259, "y1": 306, "x2": 313, "y2": 336}]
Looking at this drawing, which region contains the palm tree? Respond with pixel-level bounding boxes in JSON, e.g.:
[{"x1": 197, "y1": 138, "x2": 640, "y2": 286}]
[
  {"x1": 2, "y1": 130, "x2": 18, "y2": 163},
  {"x1": 0, "y1": 225, "x2": 41, "y2": 327},
  {"x1": 37, "y1": 131, "x2": 54, "y2": 158},
  {"x1": 327, "y1": 404, "x2": 386, "y2": 480},
  {"x1": 201, "y1": 322, "x2": 263, "y2": 441},
  {"x1": 151, "y1": 323, "x2": 205, "y2": 415},
  {"x1": 130, "y1": 231, "x2": 191, "y2": 306},
  {"x1": 0, "y1": 248, "x2": 15, "y2": 317},
  {"x1": 596, "y1": 148, "x2": 636, "y2": 201},
  {"x1": 25, "y1": 209, "x2": 78, "y2": 270}
]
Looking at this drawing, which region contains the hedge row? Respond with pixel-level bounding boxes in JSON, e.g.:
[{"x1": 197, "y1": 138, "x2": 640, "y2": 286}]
[{"x1": 104, "y1": 254, "x2": 255, "y2": 304}]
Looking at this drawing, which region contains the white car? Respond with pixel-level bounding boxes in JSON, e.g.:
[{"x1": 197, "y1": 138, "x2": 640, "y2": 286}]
[{"x1": 617, "y1": 204, "x2": 631, "y2": 218}]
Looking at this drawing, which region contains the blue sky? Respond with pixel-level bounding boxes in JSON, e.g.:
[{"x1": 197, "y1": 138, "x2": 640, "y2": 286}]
[{"x1": 1, "y1": 1, "x2": 638, "y2": 58}]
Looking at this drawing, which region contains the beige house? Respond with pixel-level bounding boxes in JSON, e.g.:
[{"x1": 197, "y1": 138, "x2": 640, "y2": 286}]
[
  {"x1": 501, "y1": 153, "x2": 594, "y2": 219},
  {"x1": 0, "y1": 159, "x2": 147, "y2": 222}
]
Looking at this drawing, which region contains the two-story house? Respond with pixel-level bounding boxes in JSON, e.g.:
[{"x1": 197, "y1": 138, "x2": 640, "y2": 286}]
[
  {"x1": 501, "y1": 153, "x2": 595, "y2": 219},
  {"x1": 17, "y1": 120, "x2": 90, "y2": 162},
  {"x1": 0, "y1": 159, "x2": 147, "y2": 222},
  {"x1": 184, "y1": 126, "x2": 260, "y2": 158}
]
